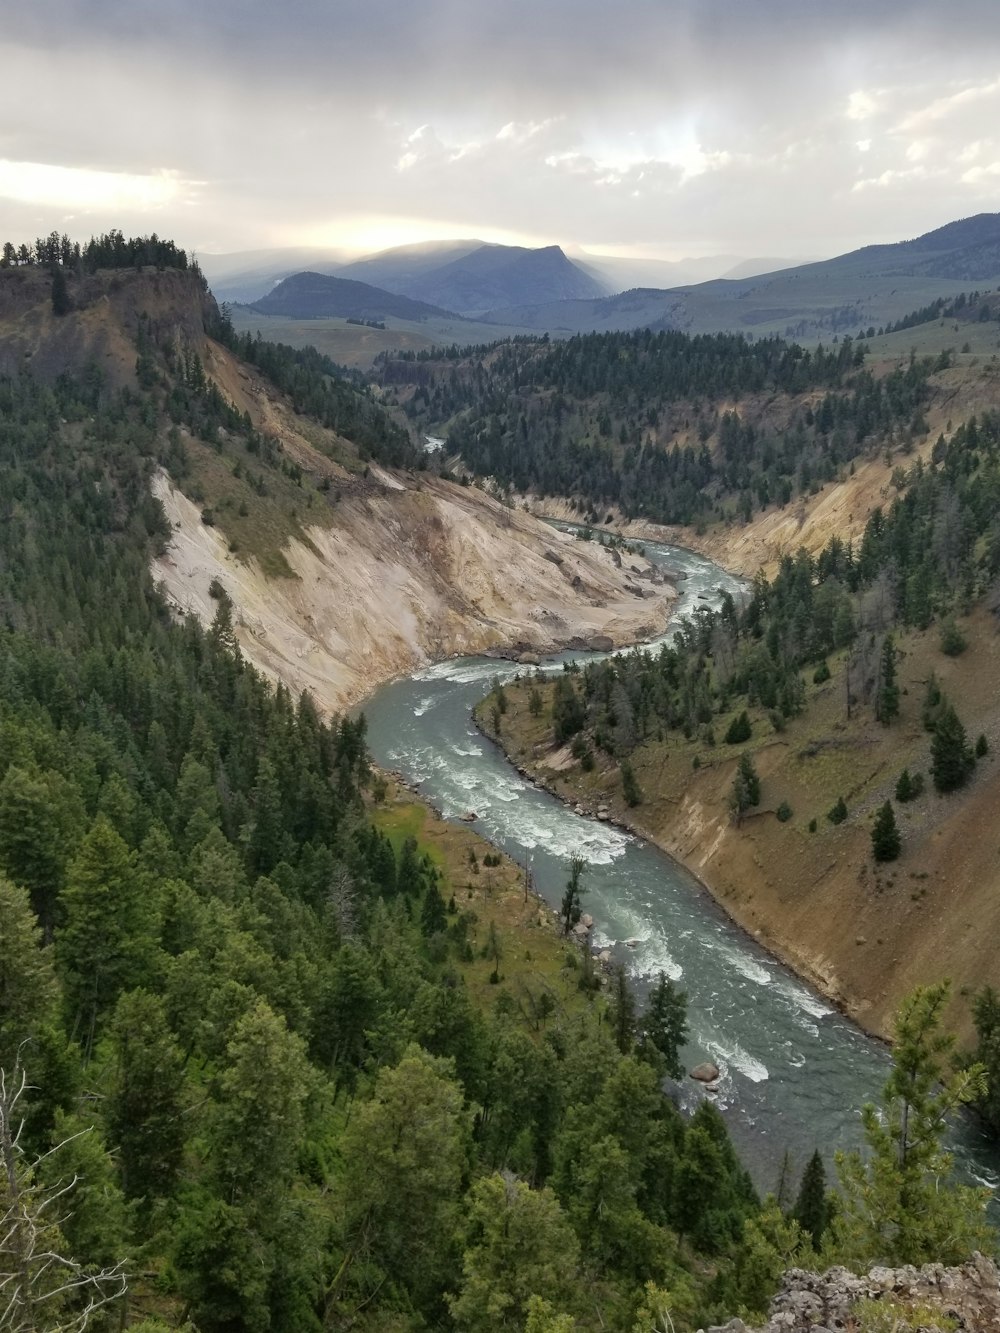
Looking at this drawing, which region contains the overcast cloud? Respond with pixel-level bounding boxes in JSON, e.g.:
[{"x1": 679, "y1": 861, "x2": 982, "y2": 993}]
[{"x1": 2, "y1": 0, "x2": 999, "y2": 260}]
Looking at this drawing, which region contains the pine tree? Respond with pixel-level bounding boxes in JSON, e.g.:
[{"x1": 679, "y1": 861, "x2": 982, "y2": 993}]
[
  {"x1": 106, "y1": 989, "x2": 187, "y2": 1206},
  {"x1": 971, "y1": 986, "x2": 1000, "y2": 1138},
  {"x1": 0, "y1": 877, "x2": 59, "y2": 1068},
  {"x1": 447, "y1": 1174, "x2": 579, "y2": 1332},
  {"x1": 876, "y1": 634, "x2": 899, "y2": 724},
  {"x1": 608, "y1": 964, "x2": 637, "y2": 1054},
  {"x1": 871, "y1": 800, "x2": 901, "y2": 862},
  {"x1": 831, "y1": 983, "x2": 991, "y2": 1266},
  {"x1": 50, "y1": 265, "x2": 71, "y2": 316},
  {"x1": 725, "y1": 710, "x2": 752, "y2": 744},
  {"x1": 560, "y1": 856, "x2": 586, "y2": 934},
  {"x1": 730, "y1": 752, "x2": 761, "y2": 822},
  {"x1": 931, "y1": 703, "x2": 973, "y2": 792},
  {"x1": 621, "y1": 760, "x2": 642, "y2": 807},
  {"x1": 640, "y1": 972, "x2": 688, "y2": 1079},
  {"x1": 56, "y1": 817, "x2": 150, "y2": 1057},
  {"x1": 792, "y1": 1150, "x2": 830, "y2": 1250}
]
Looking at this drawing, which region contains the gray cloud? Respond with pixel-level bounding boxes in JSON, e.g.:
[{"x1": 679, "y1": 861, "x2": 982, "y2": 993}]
[{"x1": 2, "y1": 1, "x2": 999, "y2": 258}]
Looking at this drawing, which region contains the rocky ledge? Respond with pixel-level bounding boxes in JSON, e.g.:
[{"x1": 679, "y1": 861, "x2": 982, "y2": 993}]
[{"x1": 703, "y1": 1252, "x2": 1000, "y2": 1332}]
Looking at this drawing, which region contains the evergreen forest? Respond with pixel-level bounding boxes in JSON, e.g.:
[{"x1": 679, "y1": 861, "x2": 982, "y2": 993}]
[{"x1": 380, "y1": 329, "x2": 941, "y2": 525}]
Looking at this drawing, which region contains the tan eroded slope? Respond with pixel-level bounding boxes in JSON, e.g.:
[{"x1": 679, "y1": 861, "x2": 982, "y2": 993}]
[{"x1": 152, "y1": 470, "x2": 674, "y2": 712}]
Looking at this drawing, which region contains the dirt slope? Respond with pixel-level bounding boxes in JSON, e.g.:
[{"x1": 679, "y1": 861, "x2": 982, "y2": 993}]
[
  {"x1": 153, "y1": 470, "x2": 674, "y2": 711},
  {"x1": 487, "y1": 606, "x2": 1000, "y2": 1041}
]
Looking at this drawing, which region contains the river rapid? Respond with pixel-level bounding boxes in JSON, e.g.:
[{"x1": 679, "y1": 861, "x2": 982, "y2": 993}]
[{"x1": 363, "y1": 530, "x2": 1000, "y2": 1198}]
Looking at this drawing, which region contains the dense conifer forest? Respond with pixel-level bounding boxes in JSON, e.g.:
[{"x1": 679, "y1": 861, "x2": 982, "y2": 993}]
[{"x1": 380, "y1": 329, "x2": 941, "y2": 525}]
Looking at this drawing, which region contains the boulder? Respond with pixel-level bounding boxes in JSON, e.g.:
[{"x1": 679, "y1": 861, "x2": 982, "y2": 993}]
[
  {"x1": 460, "y1": 811, "x2": 477, "y2": 822},
  {"x1": 587, "y1": 634, "x2": 614, "y2": 652},
  {"x1": 690, "y1": 1062, "x2": 721, "y2": 1083}
]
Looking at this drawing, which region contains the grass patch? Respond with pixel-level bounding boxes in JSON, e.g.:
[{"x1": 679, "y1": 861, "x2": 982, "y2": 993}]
[
  {"x1": 181, "y1": 433, "x2": 335, "y2": 578},
  {"x1": 372, "y1": 783, "x2": 593, "y2": 1026}
]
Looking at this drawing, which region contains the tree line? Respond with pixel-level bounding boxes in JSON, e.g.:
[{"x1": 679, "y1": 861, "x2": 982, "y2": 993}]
[{"x1": 1, "y1": 229, "x2": 192, "y2": 274}]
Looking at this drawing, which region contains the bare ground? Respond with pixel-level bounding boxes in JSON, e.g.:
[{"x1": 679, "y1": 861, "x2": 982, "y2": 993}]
[{"x1": 152, "y1": 469, "x2": 675, "y2": 712}]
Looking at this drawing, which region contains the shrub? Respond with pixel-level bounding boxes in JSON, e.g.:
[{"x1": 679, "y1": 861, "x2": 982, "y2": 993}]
[
  {"x1": 939, "y1": 618, "x2": 967, "y2": 657},
  {"x1": 776, "y1": 801, "x2": 793, "y2": 823},
  {"x1": 827, "y1": 796, "x2": 848, "y2": 825},
  {"x1": 872, "y1": 800, "x2": 901, "y2": 862},
  {"x1": 976, "y1": 732, "x2": 989, "y2": 757},
  {"x1": 808, "y1": 818, "x2": 817, "y2": 832},
  {"x1": 725, "y1": 710, "x2": 752, "y2": 744},
  {"x1": 813, "y1": 660, "x2": 831, "y2": 684}
]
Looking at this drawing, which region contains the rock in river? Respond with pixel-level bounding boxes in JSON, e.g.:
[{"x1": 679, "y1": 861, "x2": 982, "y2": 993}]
[{"x1": 690, "y1": 1062, "x2": 721, "y2": 1084}]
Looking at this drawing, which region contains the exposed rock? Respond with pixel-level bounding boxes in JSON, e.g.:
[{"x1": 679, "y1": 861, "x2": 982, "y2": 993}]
[
  {"x1": 587, "y1": 634, "x2": 614, "y2": 652},
  {"x1": 543, "y1": 548, "x2": 564, "y2": 565},
  {"x1": 460, "y1": 811, "x2": 477, "y2": 822},
  {"x1": 518, "y1": 651, "x2": 541, "y2": 665},
  {"x1": 690, "y1": 1062, "x2": 721, "y2": 1083},
  {"x1": 580, "y1": 913, "x2": 594, "y2": 928},
  {"x1": 697, "y1": 1254, "x2": 1000, "y2": 1333}
]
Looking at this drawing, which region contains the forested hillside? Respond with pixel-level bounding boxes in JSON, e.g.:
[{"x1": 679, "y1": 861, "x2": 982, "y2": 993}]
[
  {"x1": 379, "y1": 329, "x2": 942, "y2": 525},
  {"x1": 0, "y1": 242, "x2": 994, "y2": 1332},
  {"x1": 481, "y1": 398, "x2": 1000, "y2": 1057},
  {"x1": 0, "y1": 247, "x2": 764, "y2": 1331}
]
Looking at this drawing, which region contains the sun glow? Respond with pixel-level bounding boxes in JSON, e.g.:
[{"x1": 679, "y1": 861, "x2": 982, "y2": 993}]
[
  {"x1": 0, "y1": 159, "x2": 195, "y2": 212},
  {"x1": 289, "y1": 214, "x2": 544, "y2": 256}
]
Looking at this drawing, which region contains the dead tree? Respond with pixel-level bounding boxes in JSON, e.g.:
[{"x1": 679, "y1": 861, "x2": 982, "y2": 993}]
[{"x1": 0, "y1": 1062, "x2": 127, "y2": 1332}]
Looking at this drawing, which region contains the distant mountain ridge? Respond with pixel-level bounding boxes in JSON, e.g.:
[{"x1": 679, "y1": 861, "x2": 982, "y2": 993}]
[
  {"x1": 395, "y1": 242, "x2": 608, "y2": 315},
  {"x1": 482, "y1": 212, "x2": 1000, "y2": 340},
  {"x1": 250, "y1": 272, "x2": 457, "y2": 322}
]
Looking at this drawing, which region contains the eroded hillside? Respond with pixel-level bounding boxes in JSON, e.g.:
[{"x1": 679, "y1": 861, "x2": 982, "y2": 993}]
[{"x1": 153, "y1": 464, "x2": 673, "y2": 711}]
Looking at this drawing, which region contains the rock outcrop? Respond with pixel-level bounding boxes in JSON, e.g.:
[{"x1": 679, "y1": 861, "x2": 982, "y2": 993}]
[{"x1": 702, "y1": 1253, "x2": 1000, "y2": 1332}]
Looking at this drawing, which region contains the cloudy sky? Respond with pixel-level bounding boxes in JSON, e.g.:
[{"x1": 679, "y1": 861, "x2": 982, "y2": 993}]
[{"x1": 2, "y1": 0, "x2": 1000, "y2": 263}]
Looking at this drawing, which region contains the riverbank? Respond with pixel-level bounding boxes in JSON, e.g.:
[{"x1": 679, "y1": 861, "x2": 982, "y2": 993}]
[
  {"x1": 474, "y1": 611, "x2": 1000, "y2": 1047},
  {"x1": 472, "y1": 695, "x2": 870, "y2": 1035}
]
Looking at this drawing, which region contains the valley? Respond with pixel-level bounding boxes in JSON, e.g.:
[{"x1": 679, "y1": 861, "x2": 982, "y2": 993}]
[{"x1": 2, "y1": 231, "x2": 1000, "y2": 1332}]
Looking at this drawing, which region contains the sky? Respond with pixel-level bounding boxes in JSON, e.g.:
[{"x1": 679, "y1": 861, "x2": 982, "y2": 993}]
[{"x1": 2, "y1": 0, "x2": 1000, "y2": 264}]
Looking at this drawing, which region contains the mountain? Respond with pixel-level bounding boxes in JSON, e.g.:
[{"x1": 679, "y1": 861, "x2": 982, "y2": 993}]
[
  {"x1": 250, "y1": 271, "x2": 458, "y2": 321},
  {"x1": 482, "y1": 212, "x2": 1000, "y2": 340},
  {"x1": 400, "y1": 242, "x2": 608, "y2": 315},
  {"x1": 332, "y1": 238, "x2": 488, "y2": 291}
]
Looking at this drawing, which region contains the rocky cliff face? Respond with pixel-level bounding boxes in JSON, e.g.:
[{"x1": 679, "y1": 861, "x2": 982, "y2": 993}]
[
  {"x1": 705, "y1": 1253, "x2": 1000, "y2": 1332},
  {"x1": 0, "y1": 265, "x2": 215, "y2": 387}
]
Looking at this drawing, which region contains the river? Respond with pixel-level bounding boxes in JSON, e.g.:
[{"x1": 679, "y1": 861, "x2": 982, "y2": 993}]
[{"x1": 363, "y1": 530, "x2": 1000, "y2": 1198}]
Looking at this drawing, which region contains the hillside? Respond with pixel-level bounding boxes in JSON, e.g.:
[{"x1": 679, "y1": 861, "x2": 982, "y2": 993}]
[
  {"x1": 381, "y1": 326, "x2": 943, "y2": 531},
  {"x1": 249, "y1": 269, "x2": 457, "y2": 321},
  {"x1": 0, "y1": 258, "x2": 215, "y2": 387},
  {"x1": 481, "y1": 212, "x2": 1000, "y2": 340},
  {"x1": 475, "y1": 352, "x2": 1000, "y2": 1045},
  {"x1": 0, "y1": 245, "x2": 722, "y2": 1333}
]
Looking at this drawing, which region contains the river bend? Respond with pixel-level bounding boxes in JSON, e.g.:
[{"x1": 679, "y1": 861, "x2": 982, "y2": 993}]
[{"x1": 363, "y1": 532, "x2": 999, "y2": 1194}]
